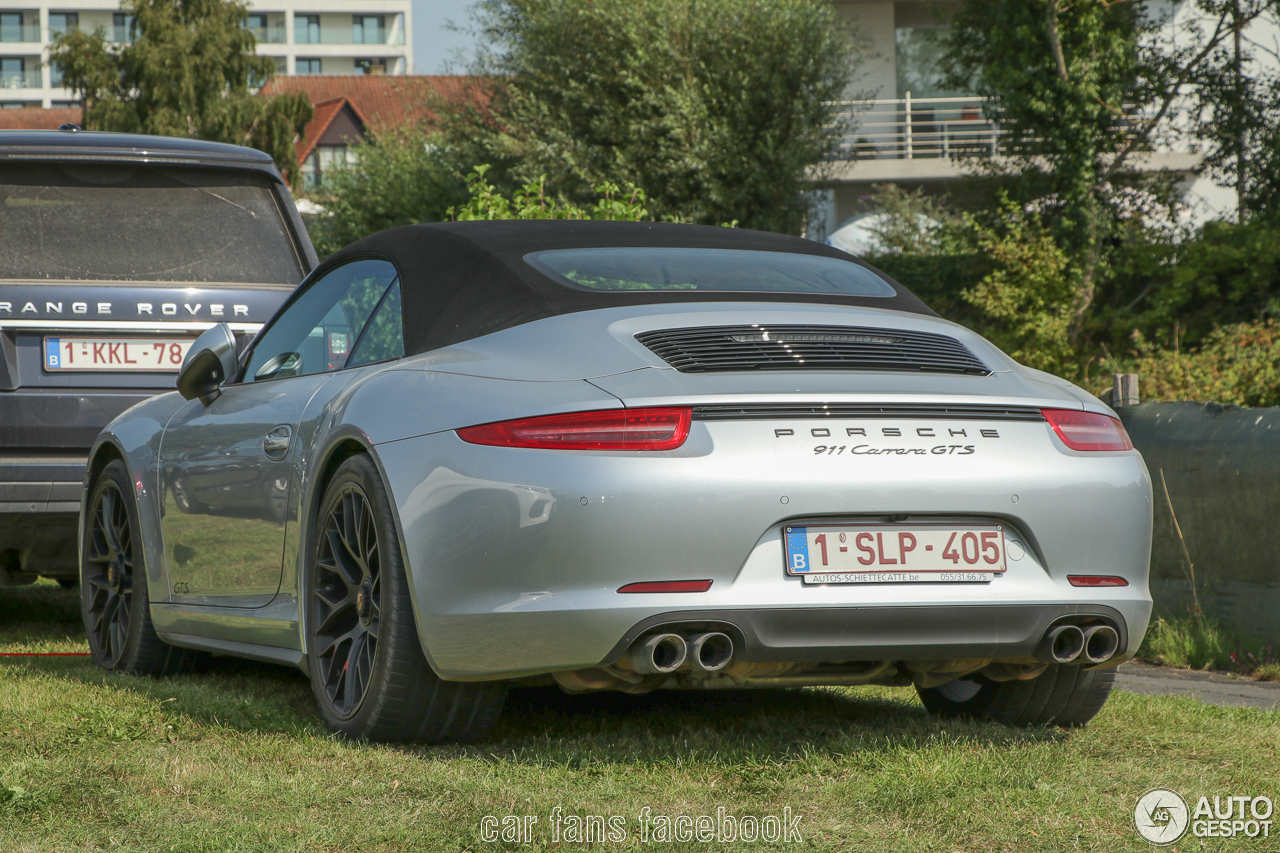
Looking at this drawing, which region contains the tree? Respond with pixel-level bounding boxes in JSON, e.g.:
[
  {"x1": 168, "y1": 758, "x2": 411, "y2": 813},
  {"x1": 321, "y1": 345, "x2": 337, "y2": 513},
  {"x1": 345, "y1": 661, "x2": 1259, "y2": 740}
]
[
  {"x1": 938, "y1": 0, "x2": 1280, "y2": 355},
  {"x1": 939, "y1": 0, "x2": 1150, "y2": 347},
  {"x1": 439, "y1": 0, "x2": 860, "y2": 234},
  {"x1": 50, "y1": 0, "x2": 312, "y2": 186},
  {"x1": 303, "y1": 128, "x2": 469, "y2": 257},
  {"x1": 1177, "y1": 1, "x2": 1280, "y2": 221}
]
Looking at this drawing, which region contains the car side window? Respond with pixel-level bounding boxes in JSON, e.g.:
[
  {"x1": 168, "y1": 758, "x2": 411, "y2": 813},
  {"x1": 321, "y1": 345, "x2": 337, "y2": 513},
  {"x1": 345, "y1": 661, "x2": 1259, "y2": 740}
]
[
  {"x1": 244, "y1": 258, "x2": 398, "y2": 382},
  {"x1": 348, "y1": 280, "x2": 403, "y2": 367}
]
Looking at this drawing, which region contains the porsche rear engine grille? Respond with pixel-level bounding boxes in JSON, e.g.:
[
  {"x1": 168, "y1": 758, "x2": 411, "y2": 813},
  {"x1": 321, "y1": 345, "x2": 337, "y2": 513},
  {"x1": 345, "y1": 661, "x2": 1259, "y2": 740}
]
[{"x1": 635, "y1": 324, "x2": 991, "y2": 375}]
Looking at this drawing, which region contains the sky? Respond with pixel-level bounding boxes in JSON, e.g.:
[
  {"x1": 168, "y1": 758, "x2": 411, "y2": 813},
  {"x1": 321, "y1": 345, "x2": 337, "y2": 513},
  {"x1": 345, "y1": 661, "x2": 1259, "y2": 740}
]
[{"x1": 413, "y1": 0, "x2": 480, "y2": 74}]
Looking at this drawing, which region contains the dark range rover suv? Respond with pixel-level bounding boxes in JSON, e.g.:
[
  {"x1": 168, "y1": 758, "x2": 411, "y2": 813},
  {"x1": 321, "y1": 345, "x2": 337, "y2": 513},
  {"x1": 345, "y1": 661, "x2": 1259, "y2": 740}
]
[{"x1": 0, "y1": 129, "x2": 317, "y2": 585}]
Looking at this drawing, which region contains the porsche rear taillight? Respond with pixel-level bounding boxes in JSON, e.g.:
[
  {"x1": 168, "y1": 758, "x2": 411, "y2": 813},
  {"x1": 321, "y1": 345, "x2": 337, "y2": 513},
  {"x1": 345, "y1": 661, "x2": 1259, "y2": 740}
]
[
  {"x1": 456, "y1": 408, "x2": 691, "y2": 451},
  {"x1": 1041, "y1": 409, "x2": 1133, "y2": 452}
]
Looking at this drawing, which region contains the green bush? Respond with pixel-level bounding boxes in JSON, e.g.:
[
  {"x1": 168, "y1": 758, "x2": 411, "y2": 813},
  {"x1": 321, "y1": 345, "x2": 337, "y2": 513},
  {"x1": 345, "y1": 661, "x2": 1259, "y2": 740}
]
[
  {"x1": 1096, "y1": 320, "x2": 1280, "y2": 407},
  {"x1": 1138, "y1": 614, "x2": 1237, "y2": 670},
  {"x1": 448, "y1": 165, "x2": 649, "y2": 222}
]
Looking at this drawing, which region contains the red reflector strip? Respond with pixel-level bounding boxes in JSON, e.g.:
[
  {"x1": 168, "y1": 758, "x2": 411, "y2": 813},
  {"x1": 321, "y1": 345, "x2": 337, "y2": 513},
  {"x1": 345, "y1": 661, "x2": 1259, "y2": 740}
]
[
  {"x1": 1067, "y1": 575, "x2": 1130, "y2": 587},
  {"x1": 457, "y1": 407, "x2": 691, "y2": 451},
  {"x1": 1041, "y1": 408, "x2": 1133, "y2": 452},
  {"x1": 617, "y1": 580, "x2": 713, "y2": 594}
]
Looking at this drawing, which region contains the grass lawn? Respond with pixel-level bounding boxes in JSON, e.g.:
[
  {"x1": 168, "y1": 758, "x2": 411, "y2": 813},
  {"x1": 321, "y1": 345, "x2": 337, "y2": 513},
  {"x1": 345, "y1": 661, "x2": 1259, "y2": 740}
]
[{"x1": 2, "y1": 582, "x2": 1278, "y2": 852}]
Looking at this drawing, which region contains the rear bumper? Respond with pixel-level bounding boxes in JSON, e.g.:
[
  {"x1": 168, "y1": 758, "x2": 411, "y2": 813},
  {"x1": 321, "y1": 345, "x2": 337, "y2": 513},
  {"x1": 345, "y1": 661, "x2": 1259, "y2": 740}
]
[
  {"x1": 0, "y1": 456, "x2": 86, "y2": 514},
  {"x1": 0, "y1": 456, "x2": 87, "y2": 579},
  {"x1": 374, "y1": 423, "x2": 1154, "y2": 681},
  {"x1": 602, "y1": 604, "x2": 1138, "y2": 666}
]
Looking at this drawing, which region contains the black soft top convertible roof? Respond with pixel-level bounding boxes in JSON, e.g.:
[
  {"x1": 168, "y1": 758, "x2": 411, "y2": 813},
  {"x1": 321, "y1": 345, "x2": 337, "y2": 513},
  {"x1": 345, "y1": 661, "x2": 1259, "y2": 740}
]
[{"x1": 327, "y1": 220, "x2": 937, "y2": 356}]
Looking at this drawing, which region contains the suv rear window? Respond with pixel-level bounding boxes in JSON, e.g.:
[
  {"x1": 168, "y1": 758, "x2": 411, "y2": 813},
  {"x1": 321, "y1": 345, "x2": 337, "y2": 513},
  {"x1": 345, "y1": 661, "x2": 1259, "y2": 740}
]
[
  {"x1": 525, "y1": 247, "x2": 897, "y2": 297},
  {"x1": 0, "y1": 163, "x2": 304, "y2": 283}
]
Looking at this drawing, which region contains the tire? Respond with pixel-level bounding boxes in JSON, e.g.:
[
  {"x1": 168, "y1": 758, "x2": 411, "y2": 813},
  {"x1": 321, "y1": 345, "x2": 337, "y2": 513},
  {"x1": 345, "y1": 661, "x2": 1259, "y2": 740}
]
[
  {"x1": 916, "y1": 664, "x2": 1117, "y2": 728},
  {"x1": 304, "y1": 453, "x2": 506, "y2": 743},
  {"x1": 81, "y1": 460, "x2": 205, "y2": 676}
]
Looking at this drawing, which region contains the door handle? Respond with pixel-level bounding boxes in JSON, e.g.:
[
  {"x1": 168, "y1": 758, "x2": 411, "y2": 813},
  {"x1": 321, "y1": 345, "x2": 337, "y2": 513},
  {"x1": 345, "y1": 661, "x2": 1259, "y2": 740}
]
[{"x1": 263, "y1": 425, "x2": 292, "y2": 460}]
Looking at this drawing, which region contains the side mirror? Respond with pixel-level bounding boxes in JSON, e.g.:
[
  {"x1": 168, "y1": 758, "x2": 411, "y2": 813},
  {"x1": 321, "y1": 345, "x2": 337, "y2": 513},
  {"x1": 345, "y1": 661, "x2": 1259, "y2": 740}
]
[{"x1": 177, "y1": 323, "x2": 238, "y2": 405}]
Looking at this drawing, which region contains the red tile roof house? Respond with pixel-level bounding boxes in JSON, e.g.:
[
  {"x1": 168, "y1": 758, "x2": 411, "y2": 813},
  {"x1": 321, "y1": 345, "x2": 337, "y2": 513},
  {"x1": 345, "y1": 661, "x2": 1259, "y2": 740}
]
[
  {"x1": 0, "y1": 106, "x2": 82, "y2": 131},
  {"x1": 259, "y1": 75, "x2": 476, "y2": 191}
]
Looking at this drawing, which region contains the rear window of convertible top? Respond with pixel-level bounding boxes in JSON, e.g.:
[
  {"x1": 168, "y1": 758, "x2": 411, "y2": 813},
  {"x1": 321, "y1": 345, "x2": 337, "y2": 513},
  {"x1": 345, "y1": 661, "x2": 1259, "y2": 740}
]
[{"x1": 525, "y1": 247, "x2": 897, "y2": 297}]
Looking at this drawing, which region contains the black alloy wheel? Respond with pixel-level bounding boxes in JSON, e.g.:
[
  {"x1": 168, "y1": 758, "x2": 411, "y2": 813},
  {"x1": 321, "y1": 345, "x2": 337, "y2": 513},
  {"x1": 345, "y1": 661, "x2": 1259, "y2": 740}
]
[
  {"x1": 305, "y1": 453, "x2": 506, "y2": 742},
  {"x1": 312, "y1": 482, "x2": 383, "y2": 719},
  {"x1": 81, "y1": 459, "x2": 204, "y2": 676},
  {"x1": 83, "y1": 472, "x2": 134, "y2": 667}
]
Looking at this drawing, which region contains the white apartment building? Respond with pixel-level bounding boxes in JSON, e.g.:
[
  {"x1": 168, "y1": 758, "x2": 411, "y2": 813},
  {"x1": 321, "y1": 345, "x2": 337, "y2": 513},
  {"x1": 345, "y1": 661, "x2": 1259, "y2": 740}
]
[
  {"x1": 0, "y1": 0, "x2": 412, "y2": 108},
  {"x1": 820, "y1": 0, "x2": 1280, "y2": 237}
]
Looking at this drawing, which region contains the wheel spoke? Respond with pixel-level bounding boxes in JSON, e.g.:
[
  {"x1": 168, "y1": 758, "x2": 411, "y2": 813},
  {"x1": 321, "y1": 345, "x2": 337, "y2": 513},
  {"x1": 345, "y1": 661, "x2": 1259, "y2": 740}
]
[
  {"x1": 324, "y1": 528, "x2": 363, "y2": 587},
  {"x1": 99, "y1": 488, "x2": 123, "y2": 557},
  {"x1": 313, "y1": 596, "x2": 355, "y2": 638}
]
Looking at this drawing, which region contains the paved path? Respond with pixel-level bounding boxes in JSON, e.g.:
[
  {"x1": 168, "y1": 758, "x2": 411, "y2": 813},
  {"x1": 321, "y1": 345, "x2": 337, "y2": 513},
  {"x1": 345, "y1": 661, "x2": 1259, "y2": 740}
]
[{"x1": 1116, "y1": 661, "x2": 1280, "y2": 711}]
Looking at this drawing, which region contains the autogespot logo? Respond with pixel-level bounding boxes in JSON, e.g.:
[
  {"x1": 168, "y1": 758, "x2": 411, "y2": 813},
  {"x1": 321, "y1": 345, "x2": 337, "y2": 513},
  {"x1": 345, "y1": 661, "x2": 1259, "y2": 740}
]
[
  {"x1": 1135, "y1": 788, "x2": 1190, "y2": 845},
  {"x1": 1135, "y1": 788, "x2": 1276, "y2": 844}
]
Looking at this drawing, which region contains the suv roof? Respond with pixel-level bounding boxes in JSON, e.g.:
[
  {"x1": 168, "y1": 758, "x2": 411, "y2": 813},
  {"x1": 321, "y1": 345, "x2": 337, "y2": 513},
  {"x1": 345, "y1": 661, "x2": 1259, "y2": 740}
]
[{"x1": 0, "y1": 129, "x2": 281, "y2": 175}]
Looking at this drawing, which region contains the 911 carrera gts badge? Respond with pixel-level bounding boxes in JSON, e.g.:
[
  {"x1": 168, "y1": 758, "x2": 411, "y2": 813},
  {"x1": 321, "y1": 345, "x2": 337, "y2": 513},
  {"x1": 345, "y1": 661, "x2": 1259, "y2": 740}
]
[{"x1": 773, "y1": 424, "x2": 1000, "y2": 456}]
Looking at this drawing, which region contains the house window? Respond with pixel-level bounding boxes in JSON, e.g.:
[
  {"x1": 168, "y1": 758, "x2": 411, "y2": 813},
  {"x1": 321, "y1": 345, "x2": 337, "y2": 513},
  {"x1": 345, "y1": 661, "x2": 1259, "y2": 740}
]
[
  {"x1": 272, "y1": 56, "x2": 286, "y2": 75},
  {"x1": 0, "y1": 12, "x2": 23, "y2": 43},
  {"x1": 295, "y1": 14, "x2": 319, "y2": 44},
  {"x1": 1, "y1": 56, "x2": 24, "y2": 85},
  {"x1": 49, "y1": 12, "x2": 79, "y2": 38},
  {"x1": 246, "y1": 13, "x2": 267, "y2": 41},
  {"x1": 352, "y1": 15, "x2": 384, "y2": 44},
  {"x1": 296, "y1": 57, "x2": 321, "y2": 75},
  {"x1": 302, "y1": 144, "x2": 357, "y2": 189},
  {"x1": 355, "y1": 57, "x2": 386, "y2": 75},
  {"x1": 51, "y1": 99, "x2": 78, "y2": 107},
  {"x1": 113, "y1": 13, "x2": 135, "y2": 42},
  {"x1": 49, "y1": 60, "x2": 63, "y2": 87},
  {"x1": 894, "y1": 28, "x2": 964, "y2": 100}
]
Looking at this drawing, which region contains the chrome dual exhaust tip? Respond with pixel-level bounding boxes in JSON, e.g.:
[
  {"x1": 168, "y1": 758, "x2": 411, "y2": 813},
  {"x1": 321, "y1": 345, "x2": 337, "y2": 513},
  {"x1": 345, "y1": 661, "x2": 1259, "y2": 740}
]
[
  {"x1": 1035, "y1": 624, "x2": 1086, "y2": 664},
  {"x1": 627, "y1": 631, "x2": 735, "y2": 675},
  {"x1": 688, "y1": 632, "x2": 734, "y2": 674},
  {"x1": 1034, "y1": 623, "x2": 1121, "y2": 665},
  {"x1": 629, "y1": 633, "x2": 688, "y2": 674},
  {"x1": 1081, "y1": 624, "x2": 1120, "y2": 664}
]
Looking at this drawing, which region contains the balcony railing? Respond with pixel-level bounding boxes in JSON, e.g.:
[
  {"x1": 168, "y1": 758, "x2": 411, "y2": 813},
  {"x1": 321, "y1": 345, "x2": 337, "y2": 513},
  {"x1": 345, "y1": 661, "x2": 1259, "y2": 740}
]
[
  {"x1": 830, "y1": 93, "x2": 1195, "y2": 163},
  {"x1": 294, "y1": 24, "x2": 405, "y2": 45},
  {"x1": 248, "y1": 23, "x2": 287, "y2": 44},
  {"x1": 0, "y1": 22, "x2": 40, "y2": 42},
  {"x1": 830, "y1": 95, "x2": 1006, "y2": 162},
  {"x1": 0, "y1": 68, "x2": 41, "y2": 89}
]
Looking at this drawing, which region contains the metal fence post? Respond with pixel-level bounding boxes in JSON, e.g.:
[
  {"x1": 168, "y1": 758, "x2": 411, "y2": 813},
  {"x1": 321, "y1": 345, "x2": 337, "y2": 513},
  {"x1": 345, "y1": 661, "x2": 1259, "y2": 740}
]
[{"x1": 904, "y1": 90, "x2": 913, "y2": 160}]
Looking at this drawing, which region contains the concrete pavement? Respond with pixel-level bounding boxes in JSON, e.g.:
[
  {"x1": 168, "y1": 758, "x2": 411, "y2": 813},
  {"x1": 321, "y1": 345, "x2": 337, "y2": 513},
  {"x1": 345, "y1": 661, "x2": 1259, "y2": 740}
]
[{"x1": 1116, "y1": 661, "x2": 1280, "y2": 711}]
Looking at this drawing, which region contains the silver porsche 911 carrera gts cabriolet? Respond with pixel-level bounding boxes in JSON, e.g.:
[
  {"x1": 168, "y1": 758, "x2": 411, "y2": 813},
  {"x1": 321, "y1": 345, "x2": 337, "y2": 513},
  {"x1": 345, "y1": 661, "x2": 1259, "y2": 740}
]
[{"x1": 80, "y1": 220, "x2": 1152, "y2": 743}]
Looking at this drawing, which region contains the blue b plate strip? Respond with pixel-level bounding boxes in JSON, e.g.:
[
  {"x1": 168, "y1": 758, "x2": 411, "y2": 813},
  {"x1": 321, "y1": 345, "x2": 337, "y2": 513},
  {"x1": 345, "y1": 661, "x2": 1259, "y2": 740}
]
[{"x1": 785, "y1": 526, "x2": 810, "y2": 573}]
